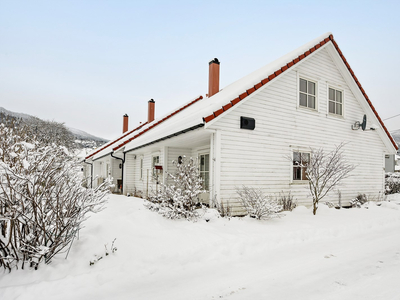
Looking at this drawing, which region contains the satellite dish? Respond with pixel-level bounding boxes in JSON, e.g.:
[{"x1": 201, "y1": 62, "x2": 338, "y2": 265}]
[{"x1": 361, "y1": 114, "x2": 367, "y2": 131}]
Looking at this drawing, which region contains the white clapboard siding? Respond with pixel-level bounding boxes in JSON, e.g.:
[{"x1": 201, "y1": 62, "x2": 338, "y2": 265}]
[
  {"x1": 111, "y1": 158, "x2": 122, "y2": 190},
  {"x1": 166, "y1": 147, "x2": 192, "y2": 184},
  {"x1": 124, "y1": 149, "x2": 165, "y2": 198},
  {"x1": 210, "y1": 47, "x2": 388, "y2": 210}
]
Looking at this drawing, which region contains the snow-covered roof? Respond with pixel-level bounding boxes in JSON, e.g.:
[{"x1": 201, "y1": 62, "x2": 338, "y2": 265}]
[
  {"x1": 121, "y1": 32, "x2": 397, "y2": 152},
  {"x1": 86, "y1": 95, "x2": 204, "y2": 161},
  {"x1": 85, "y1": 121, "x2": 148, "y2": 160}
]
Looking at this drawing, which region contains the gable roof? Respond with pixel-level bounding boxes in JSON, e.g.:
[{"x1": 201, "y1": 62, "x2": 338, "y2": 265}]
[
  {"x1": 202, "y1": 33, "x2": 398, "y2": 150},
  {"x1": 121, "y1": 33, "x2": 397, "y2": 152}
]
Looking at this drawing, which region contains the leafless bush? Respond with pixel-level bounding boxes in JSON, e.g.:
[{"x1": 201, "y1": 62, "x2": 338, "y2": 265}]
[
  {"x1": 146, "y1": 157, "x2": 205, "y2": 220},
  {"x1": 0, "y1": 124, "x2": 110, "y2": 271},
  {"x1": 306, "y1": 143, "x2": 355, "y2": 215},
  {"x1": 350, "y1": 193, "x2": 368, "y2": 208},
  {"x1": 385, "y1": 173, "x2": 400, "y2": 195},
  {"x1": 278, "y1": 192, "x2": 297, "y2": 211},
  {"x1": 211, "y1": 195, "x2": 232, "y2": 218},
  {"x1": 236, "y1": 186, "x2": 282, "y2": 220}
]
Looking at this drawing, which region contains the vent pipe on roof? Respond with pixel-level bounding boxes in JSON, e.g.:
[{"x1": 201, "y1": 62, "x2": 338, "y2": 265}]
[
  {"x1": 148, "y1": 99, "x2": 155, "y2": 123},
  {"x1": 123, "y1": 114, "x2": 129, "y2": 133},
  {"x1": 208, "y1": 58, "x2": 220, "y2": 97}
]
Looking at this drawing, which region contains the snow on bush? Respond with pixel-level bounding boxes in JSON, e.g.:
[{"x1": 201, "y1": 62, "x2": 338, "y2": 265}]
[
  {"x1": 236, "y1": 186, "x2": 283, "y2": 220},
  {"x1": 304, "y1": 143, "x2": 355, "y2": 215},
  {"x1": 0, "y1": 124, "x2": 110, "y2": 272},
  {"x1": 145, "y1": 156, "x2": 205, "y2": 221},
  {"x1": 277, "y1": 192, "x2": 297, "y2": 211},
  {"x1": 385, "y1": 173, "x2": 400, "y2": 195}
]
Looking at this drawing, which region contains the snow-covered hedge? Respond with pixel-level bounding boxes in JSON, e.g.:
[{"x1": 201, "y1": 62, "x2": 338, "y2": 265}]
[
  {"x1": 0, "y1": 124, "x2": 110, "y2": 271},
  {"x1": 385, "y1": 173, "x2": 400, "y2": 195}
]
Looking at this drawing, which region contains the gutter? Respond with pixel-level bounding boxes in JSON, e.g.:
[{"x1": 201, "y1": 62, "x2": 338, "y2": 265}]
[
  {"x1": 83, "y1": 160, "x2": 93, "y2": 189},
  {"x1": 111, "y1": 152, "x2": 125, "y2": 194},
  {"x1": 124, "y1": 123, "x2": 204, "y2": 153}
]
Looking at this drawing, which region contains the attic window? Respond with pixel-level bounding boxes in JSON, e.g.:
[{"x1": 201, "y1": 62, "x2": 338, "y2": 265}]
[
  {"x1": 299, "y1": 78, "x2": 316, "y2": 109},
  {"x1": 328, "y1": 88, "x2": 343, "y2": 116}
]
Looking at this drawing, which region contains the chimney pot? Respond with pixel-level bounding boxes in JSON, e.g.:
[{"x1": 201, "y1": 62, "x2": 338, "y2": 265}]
[
  {"x1": 148, "y1": 99, "x2": 155, "y2": 123},
  {"x1": 208, "y1": 58, "x2": 220, "y2": 97},
  {"x1": 123, "y1": 114, "x2": 129, "y2": 133}
]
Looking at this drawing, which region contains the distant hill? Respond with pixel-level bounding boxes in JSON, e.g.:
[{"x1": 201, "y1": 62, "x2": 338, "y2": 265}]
[{"x1": 0, "y1": 107, "x2": 108, "y2": 148}]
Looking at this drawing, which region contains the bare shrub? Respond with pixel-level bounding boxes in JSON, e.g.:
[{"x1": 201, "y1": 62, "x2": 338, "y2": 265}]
[
  {"x1": 236, "y1": 186, "x2": 282, "y2": 220},
  {"x1": 385, "y1": 173, "x2": 400, "y2": 195},
  {"x1": 278, "y1": 192, "x2": 297, "y2": 211},
  {"x1": 350, "y1": 193, "x2": 368, "y2": 208},
  {"x1": 0, "y1": 124, "x2": 110, "y2": 271},
  {"x1": 305, "y1": 143, "x2": 355, "y2": 215},
  {"x1": 146, "y1": 156, "x2": 205, "y2": 220},
  {"x1": 211, "y1": 195, "x2": 232, "y2": 218}
]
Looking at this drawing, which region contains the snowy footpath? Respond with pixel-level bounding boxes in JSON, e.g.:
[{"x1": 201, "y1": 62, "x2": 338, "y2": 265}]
[{"x1": 1, "y1": 194, "x2": 400, "y2": 300}]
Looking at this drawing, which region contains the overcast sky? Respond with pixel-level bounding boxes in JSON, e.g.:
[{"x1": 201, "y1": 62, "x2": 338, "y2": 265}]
[{"x1": 1, "y1": 0, "x2": 400, "y2": 140}]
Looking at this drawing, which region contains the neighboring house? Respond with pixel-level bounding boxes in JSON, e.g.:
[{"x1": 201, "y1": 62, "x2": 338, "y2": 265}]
[
  {"x1": 385, "y1": 154, "x2": 396, "y2": 173},
  {"x1": 84, "y1": 32, "x2": 398, "y2": 213}
]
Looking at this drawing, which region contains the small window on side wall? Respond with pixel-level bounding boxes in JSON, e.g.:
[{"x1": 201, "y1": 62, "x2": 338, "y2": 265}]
[
  {"x1": 293, "y1": 152, "x2": 310, "y2": 181},
  {"x1": 299, "y1": 78, "x2": 316, "y2": 109},
  {"x1": 328, "y1": 88, "x2": 343, "y2": 116}
]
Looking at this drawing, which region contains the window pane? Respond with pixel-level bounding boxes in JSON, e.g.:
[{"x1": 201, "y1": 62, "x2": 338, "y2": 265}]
[
  {"x1": 293, "y1": 152, "x2": 300, "y2": 164},
  {"x1": 300, "y1": 79, "x2": 307, "y2": 93},
  {"x1": 299, "y1": 93, "x2": 307, "y2": 107},
  {"x1": 293, "y1": 167, "x2": 301, "y2": 180},
  {"x1": 204, "y1": 154, "x2": 209, "y2": 172},
  {"x1": 329, "y1": 101, "x2": 335, "y2": 113},
  {"x1": 204, "y1": 173, "x2": 209, "y2": 190},
  {"x1": 302, "y1": 153, "x2": 310, "y2": 164},
  {"x1": 329, "y1": 88, "x2": 335, "y2": 100},
  {"x1": 200, "y1": 155, "x2": 205, "y2": 171},
  {"x1": 336, "y1": 103, "x2": 342, "y2": 115},
  {"x1": 308, "y1": 81, "x2": 315, "y2": 95},
  {"x1": 336, "y1": 90, "x2": 342, "y2": 103},
  {"x1": 301, "y1": 167, "x2": 307, "y2": 180},
  {"x1": 308, "y1": 95, "x2": 315, "y2": 108}
]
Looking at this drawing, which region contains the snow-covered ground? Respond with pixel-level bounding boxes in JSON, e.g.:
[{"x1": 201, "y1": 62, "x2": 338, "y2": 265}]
[{"x1": 1, "y1": 194, "x2": 400, "y2": 300}]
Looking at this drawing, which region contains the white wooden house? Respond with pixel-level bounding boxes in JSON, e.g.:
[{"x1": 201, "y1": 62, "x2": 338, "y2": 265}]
[{"x1": 85, "y1": 32, "x2": 398, "y2": 213}]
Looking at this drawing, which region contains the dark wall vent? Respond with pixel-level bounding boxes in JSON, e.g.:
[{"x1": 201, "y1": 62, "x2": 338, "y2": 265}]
[{"x1": 240, "y1": 116, "x2": 255, "y2": 130}]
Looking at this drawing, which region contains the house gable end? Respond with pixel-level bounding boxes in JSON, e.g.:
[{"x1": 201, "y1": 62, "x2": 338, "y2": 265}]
[{"x1": 202, "y1": 34, "x2": 397, "y2": 151}]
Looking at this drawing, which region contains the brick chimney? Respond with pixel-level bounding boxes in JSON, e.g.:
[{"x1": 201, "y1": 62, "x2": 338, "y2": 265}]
[
  {"x1": 148, "y1": 99, "x2": 155, "y2": 123},
  {"x1": 123, "y1": 114, "x2": 129, "y2": 133},
  {"x1": 208, "y1": 58, "x2": 220, "y2": 97}
]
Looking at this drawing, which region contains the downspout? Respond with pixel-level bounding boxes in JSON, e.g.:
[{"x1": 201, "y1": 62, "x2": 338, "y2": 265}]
[
  {"x1": 83, "y1": 160, "x2": 93, "y2": 189},
  {"x1": 111, "y1": 152, "x2": 125, "y2": 194}
]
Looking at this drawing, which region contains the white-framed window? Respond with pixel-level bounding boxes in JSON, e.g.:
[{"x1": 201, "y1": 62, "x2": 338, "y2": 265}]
[
  {"x1": 293, "y1": 151, "x2": 310, "y2": 181},
  {"x1": 299, "y1": 78, "x2": 317, "y2": 109},
  {"x1": 328, "y1": 87, "x2": 343, "y2": 116},
  {"x1": 152, "y1": 155, "x2": 160, "y2": 178},
  {"x1": 199, "y1": 154, "x2": 210, "y2": 190}
]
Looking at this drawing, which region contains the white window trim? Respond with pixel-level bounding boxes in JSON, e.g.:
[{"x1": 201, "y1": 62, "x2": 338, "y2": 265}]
[
  {"x1": 326, "y1": 83, "x2": 345, "y2": 118},
  {"x1": 297, "y1": 72, "x2": 319, "y2": 112}
]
